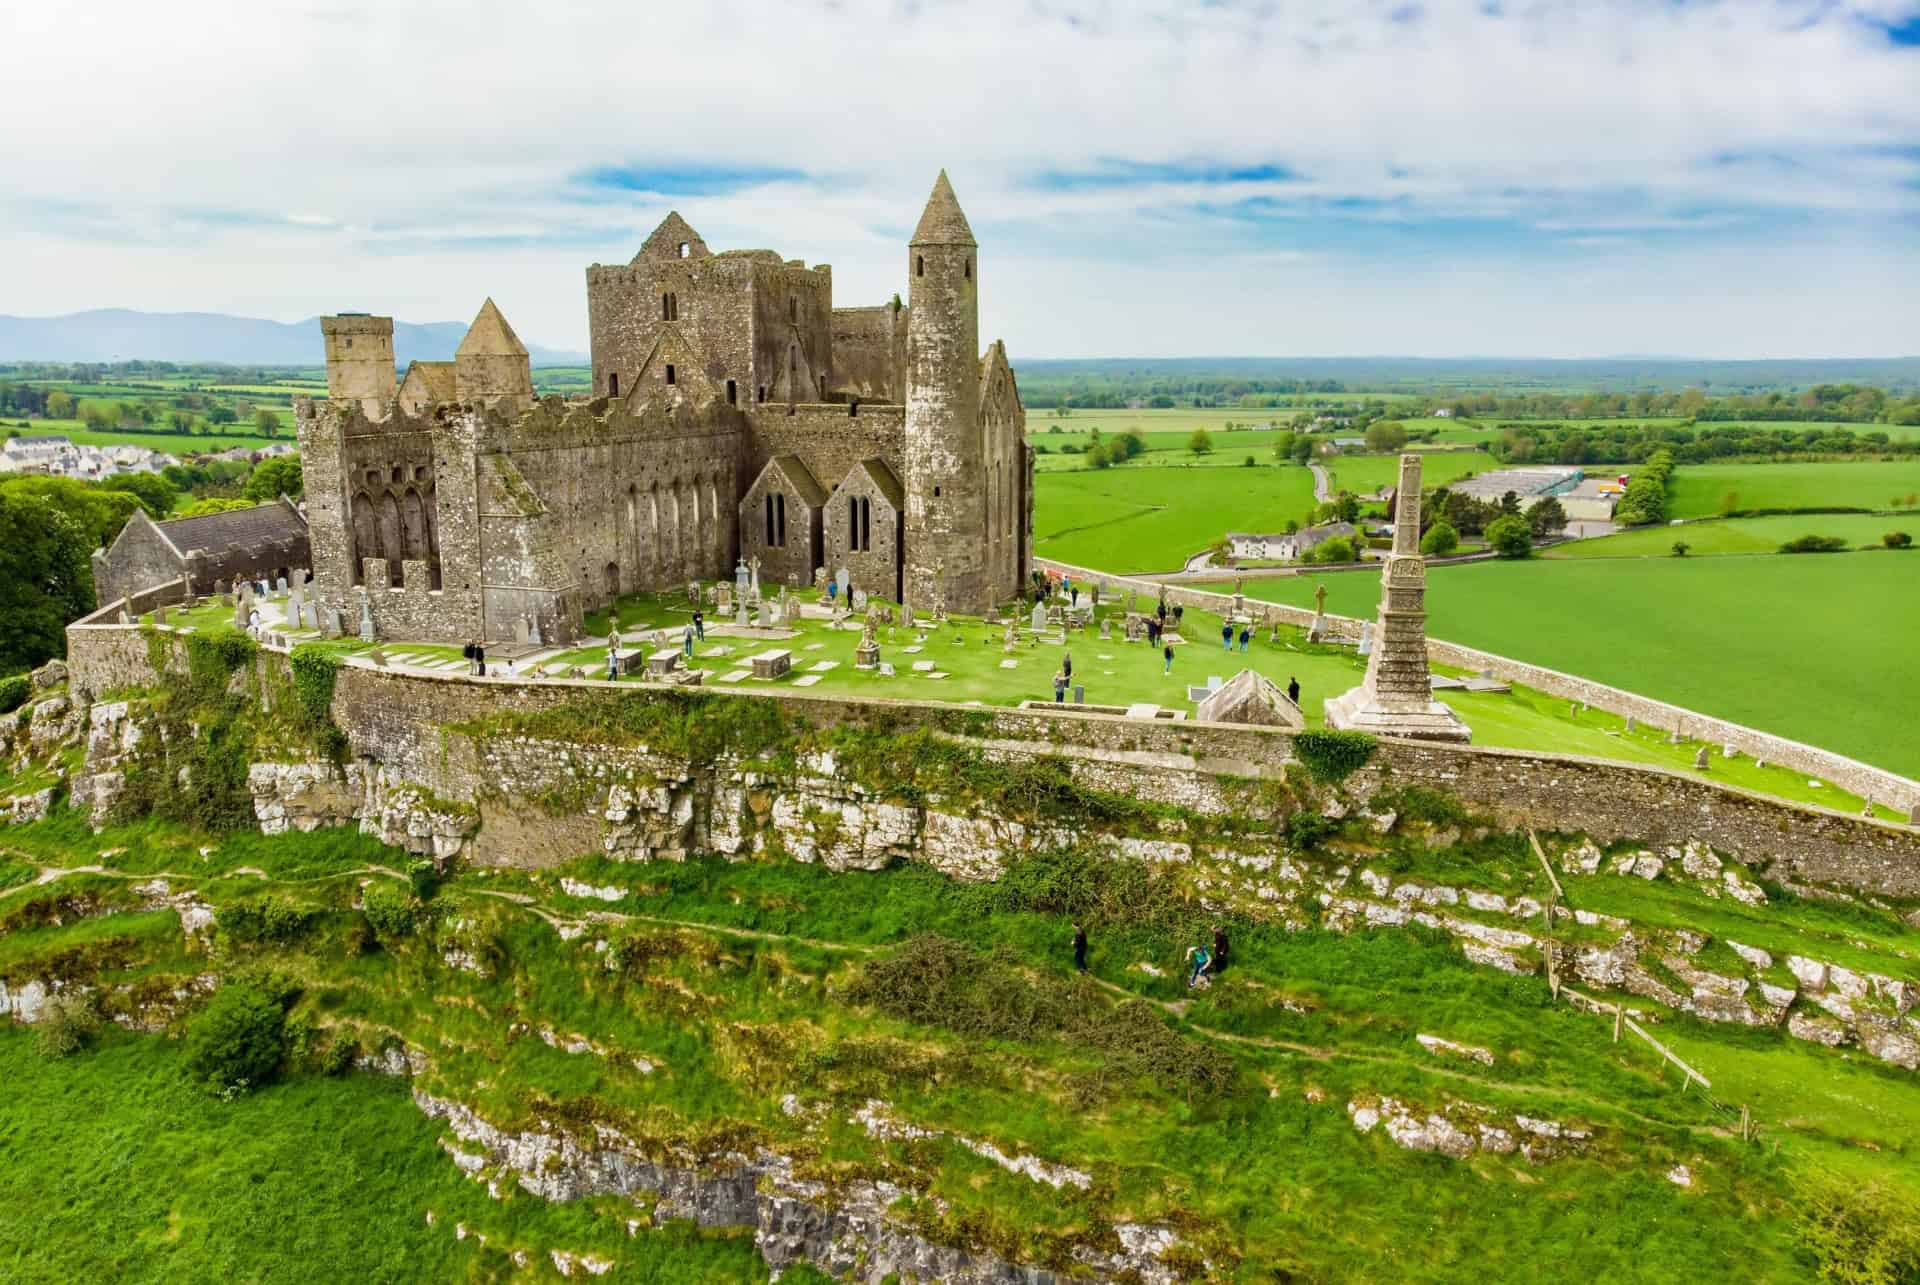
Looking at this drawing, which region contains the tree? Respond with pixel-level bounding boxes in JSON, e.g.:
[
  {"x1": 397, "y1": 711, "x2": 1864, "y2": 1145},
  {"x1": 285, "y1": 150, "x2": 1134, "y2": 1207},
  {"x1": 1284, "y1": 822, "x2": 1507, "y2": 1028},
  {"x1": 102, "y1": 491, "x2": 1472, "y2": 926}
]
[
  {"x1": 1271, "y1": 431, "x2": 1298, "y2": 463},
  {"x1": 253, "y1": 408, "x2": 280, "y2": 439},
  {"x1": 1188, "y1": 429, "x2": 1214, "y2": 457},
  {"x1": 207, "y1": 406, "x2": 239, "y2": 425},
  {"x1": 1671, "y1": 541, "x2": 1691, "y2": 557},
  {"x1": 98, "y1": 472, "x2": 177, "y2": 520},
  {"x1": 1290, "y1": 436, "x2": 1314, "y2": 465},
  {"x1": 1363, "y1": 420, "x2": 1408, "y2": 452},
  {"x1": 1527, "y1": 495, "x2": 1568, "y2": 539},
  {"x1": 45, "y1": 389, "x2": 73, "y2": 419},
  {"x1": 0, "y1": 489, "x2": 95, "y2": 672},
  {"x1": 184, "y1": 983, "x2": 288, "y2": 1095},
  {"x1": 1882, "y1": 531, "x2": 1911, "y2": 549},
  {"x1": 1487, "y1": 514, "x2": 1533, "y2": 559},
  {"x1": 1312, "y1": 536, "x2": 1357, "y2": 564},
  {"x1": 167, "y1": 409, "x2": 196, "y2": 434},
  {"x1": 1419, "y1": 521, "x2": 1459, "y2": 557},
  {"x1": 242, "y1": 457, "x2": 303, "y2": 503},
  {"x1": 177, "y1": 497, "x2": 256, "y2": 517},
  {"x1": 1332, "y1": 492, "x2": 1360, "y2": 523}
]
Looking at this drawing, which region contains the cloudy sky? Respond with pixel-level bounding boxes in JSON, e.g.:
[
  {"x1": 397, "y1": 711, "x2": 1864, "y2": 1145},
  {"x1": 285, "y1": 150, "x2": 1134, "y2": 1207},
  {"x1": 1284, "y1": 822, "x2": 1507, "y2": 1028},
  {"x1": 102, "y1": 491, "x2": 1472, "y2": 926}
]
[{"x1": 3, "y1": 0, "x2": 1918, "y2": 359}]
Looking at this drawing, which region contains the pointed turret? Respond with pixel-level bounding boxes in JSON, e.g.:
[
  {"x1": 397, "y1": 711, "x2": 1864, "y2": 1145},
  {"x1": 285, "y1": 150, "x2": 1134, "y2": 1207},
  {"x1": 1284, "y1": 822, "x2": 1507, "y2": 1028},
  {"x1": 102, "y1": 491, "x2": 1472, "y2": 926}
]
[
  {"x1": 454, "y1": 298, "x2": 533, "y2": 405},
  {"x1": 457, "y1": 298, "x2": 529, "y2": 358},
  {"x1": 910, "y1": 170, "x2": 976, "y2": 247}
]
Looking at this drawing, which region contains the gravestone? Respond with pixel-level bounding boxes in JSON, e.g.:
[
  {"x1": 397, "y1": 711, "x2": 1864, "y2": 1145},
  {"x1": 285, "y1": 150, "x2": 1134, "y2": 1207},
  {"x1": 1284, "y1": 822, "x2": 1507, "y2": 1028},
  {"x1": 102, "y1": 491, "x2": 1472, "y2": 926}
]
[
  {"x1": 153, "y1": 605, "x2": 169, "y2": 625},
  {"x1": 1073, "y1": 685, "x2": 1085, "y2": 704},
  {"x1": 813, "y1": 566, "x2": 828, "y2": 592},
  {"x1": 749, "y1": 556, "x2": 761, "y2": 598},
  {"x1": 1357, "y1": 622, "x2": 1374, "y2": 657},
  {"x1": 647, "y1": 649, "x2": 680, "y2": 677},
  {"x1": 1693, "y1": 747, "x2": 1709, "y2": 770},
  {"x1": 514, "y1": 615, "x2": 531, "y2": 646},
  {"x1": 276, "y1": 576, "x2": 288, "y2": 593},
  {"x1": 1625, "y1": 716, "x2": 1636, "y2": 732},
  {"x1": 688, "y1": 580, "x2": 701, "y2": 605},
  {"x1": 1098, "y1": 617, "x2": 1112, "y2": 640},
  {"x1": 751, "y1": 649, "x2": 792, "y2": 679},
  {"x1": 855, "y1": 615, "x2": 880, "y2": 670},
  {"x1": 735, "y1": 599, "x2": 750, "y2": 627},
  {"x1": 757, "y1": 601, "x2": 775, "y2": 629},
  {"x1": 322, "y1": 607, "x2": 343, "y2": 639},
  {"x1": 1307, "y1": 583, "x2": 1329, "y2": 642},
  {"x1": 851, "y1": 588, "x2": 868, "y2": 611},
  {"x1": 369, "y1": 648, "x2": 387, "y2": 667},
  {"x1": 878, "y1": 661, "x2": 896, "y2": 677},
  {"x1": 233, "y1": 587, "x2": 252, "y2": 630},
  {"x1": 736, "y1": 558, "x2": 751, "y2": 601},
  {"x1": 358, "y1": 594, "x2": 377, "y2": 643}
]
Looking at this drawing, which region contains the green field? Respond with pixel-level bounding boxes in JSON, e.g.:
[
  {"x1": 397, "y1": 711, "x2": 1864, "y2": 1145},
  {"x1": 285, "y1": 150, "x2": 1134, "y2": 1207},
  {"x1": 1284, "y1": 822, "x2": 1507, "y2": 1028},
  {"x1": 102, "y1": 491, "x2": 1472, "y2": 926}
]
[
  {"x1": 1323, "y1": 449, "x2": 1490, "y2": 496},
  {"x1": 1033, "y1": 465, "x2": 1317, "y2": 570},
  {"x1": 1247, "y1": 554, "x2": 1920, "y2": 778},
  {"x1": 6, "y1": 416, "x2": 285, "y2": 455},
  {"x1": 1553, "y1": 515, "x2": 1914, "y2": 559},
  {"x1": 1669, "y1": 460, "x2": 1920, "y2": 518}
]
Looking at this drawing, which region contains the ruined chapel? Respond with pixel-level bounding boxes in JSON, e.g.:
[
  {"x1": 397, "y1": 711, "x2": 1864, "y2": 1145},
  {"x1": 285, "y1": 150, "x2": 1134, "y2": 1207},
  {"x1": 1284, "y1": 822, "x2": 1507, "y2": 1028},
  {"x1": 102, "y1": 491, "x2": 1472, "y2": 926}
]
[{"x1": 296, "y1": 171, "x2": 1030, "y2": 646}]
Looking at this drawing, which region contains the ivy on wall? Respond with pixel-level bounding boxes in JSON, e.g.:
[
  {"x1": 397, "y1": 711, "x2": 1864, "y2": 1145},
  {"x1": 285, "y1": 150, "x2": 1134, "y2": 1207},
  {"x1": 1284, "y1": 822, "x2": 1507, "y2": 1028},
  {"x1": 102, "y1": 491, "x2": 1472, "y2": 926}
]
[{"x1": 1291, "y1": 729, "x2": 1378, "y2": 785}]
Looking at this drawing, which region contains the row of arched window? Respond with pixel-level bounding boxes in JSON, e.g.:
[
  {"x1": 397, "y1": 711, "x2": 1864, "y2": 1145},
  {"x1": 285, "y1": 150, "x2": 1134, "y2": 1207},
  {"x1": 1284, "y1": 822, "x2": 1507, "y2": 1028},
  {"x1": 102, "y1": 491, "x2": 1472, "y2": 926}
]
[
  {"x1": 614, "y1": 475, "x2": 726, "y2": 590},
  {"x1": 350, "y1": 486, "x2": 440, "y2": 588}
]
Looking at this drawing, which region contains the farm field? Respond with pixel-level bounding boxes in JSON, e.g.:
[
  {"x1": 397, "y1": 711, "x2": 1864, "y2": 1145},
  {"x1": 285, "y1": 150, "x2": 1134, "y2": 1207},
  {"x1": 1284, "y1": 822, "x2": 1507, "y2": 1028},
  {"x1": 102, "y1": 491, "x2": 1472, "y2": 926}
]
[
  {"x1": 1324, "y1": 449, "x2": 1489, "y2": 496},
  {"x1": 1032, "y1": 465, "x2": 1317, "y2": 571},
  {"x1": 4, "y1": 417, "x2": 286, "y2": 454},
  {"x1": 1551, "y1": 515, "x2": 1913, "y2": 559},
  {"x1": 1668, "y1": 460, "x2": 1920, "y2": 518},
  {"x1": 1245, "y1": 554, "x2": 1920, "y2": 778}
]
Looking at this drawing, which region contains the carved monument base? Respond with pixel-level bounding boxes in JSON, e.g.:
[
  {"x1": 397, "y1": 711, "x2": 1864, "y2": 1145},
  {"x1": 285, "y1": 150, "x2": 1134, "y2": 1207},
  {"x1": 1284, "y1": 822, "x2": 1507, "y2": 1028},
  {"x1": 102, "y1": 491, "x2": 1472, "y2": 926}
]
[{"x1": 1322, "y1": 688, "x2": 1472, "y2": 743}]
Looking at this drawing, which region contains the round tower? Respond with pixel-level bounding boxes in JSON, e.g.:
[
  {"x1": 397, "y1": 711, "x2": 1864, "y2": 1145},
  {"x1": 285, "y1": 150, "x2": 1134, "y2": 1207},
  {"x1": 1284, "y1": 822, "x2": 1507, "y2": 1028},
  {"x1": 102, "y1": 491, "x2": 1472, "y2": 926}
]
[
  {"x1": 902, "y1": 170, "x2": 985, "y2": 615},
  {"x1": 320, "y1": 314, "x2": 396, "y2": 415}
]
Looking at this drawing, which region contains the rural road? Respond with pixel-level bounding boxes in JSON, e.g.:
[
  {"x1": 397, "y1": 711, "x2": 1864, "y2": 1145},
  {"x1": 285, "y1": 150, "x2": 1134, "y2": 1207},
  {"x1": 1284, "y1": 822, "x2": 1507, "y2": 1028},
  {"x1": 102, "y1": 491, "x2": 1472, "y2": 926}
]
[{"x1": 1310, "y1": 462, "x2": 1331, "y2": 503}]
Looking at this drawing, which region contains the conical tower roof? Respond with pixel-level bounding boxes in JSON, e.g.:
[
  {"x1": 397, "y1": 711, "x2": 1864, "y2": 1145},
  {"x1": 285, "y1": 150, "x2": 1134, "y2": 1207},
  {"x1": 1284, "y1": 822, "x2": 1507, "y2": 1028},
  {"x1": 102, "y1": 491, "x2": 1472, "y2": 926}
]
[
  {"x1": 910, "y1": 169, "x2": 976, "y2": 246},
  {"x1": 456, "y1": 298, "x2": 528, "y2": 358}
]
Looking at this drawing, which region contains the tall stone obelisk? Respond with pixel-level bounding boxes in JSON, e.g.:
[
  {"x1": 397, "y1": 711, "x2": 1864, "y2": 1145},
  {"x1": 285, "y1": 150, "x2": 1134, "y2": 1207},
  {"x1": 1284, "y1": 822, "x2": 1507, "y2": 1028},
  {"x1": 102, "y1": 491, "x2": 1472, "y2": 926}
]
[{"x1": 1323, "y1": 454, "x2": 1471, "y2": 742}]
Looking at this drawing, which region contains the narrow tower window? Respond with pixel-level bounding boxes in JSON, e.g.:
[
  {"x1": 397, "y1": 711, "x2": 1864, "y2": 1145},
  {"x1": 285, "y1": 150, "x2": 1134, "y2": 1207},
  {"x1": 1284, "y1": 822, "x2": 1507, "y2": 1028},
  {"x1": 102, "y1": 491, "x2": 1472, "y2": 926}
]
[
  {"x1": 764, "y1": 494, "x2": 775, "y2": 546},
  {"x1": 965, "y1": 257, "x2": 972, "y2": 280},
  {"x1": 609, "y1": 372, "x2": 619, "y2": 397},
  {"x1": 726, "y1": 379, "x2": 737, "y2": 405},
  {"x1": 662, "y1": 294, "x2": 671, "y2": 320},
  {"x1": 665, "y1": 364, "x2": 675, "y2": 385},
  {"x1": 916, "y1": 255, "x2": 924, "y2": 277},
  {"x1": 848, "y1": 399, "x2": 858, "y2": 418},
  {"x1": 775, "y1": 493, "x2": 787, "y2": 547},
  {"x1": 789, "y1": 297, "x2": 797, "y2": 322},
  {"x1": 678, "y1": 242, "x2": 689, "y2": 258}
]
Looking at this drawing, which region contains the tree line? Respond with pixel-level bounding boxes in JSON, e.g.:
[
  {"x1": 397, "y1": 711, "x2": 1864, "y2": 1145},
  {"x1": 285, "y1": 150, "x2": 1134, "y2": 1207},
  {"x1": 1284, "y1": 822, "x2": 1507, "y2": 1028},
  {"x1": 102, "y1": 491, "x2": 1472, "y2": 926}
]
[{"x1": 1487, "y1": 421, "x2": 1919, "y2": 466}]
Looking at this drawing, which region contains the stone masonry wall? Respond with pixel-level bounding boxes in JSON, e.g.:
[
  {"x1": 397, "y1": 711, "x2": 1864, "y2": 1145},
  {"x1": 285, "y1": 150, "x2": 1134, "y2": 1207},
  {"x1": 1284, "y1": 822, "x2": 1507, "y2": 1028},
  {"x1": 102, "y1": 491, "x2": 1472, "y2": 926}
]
[
  {"x1": 1036, "y1": 556, "x2": 1920, "y2": 815},
  {"x1": 61, "y1": 623, "x2": 1920, "y2": 894}
]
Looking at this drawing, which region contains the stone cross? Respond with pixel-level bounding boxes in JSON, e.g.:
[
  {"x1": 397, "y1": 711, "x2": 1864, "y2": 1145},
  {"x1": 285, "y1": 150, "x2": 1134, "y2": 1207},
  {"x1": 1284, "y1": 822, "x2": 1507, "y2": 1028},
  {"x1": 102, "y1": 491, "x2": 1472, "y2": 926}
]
[
  {"x1": 1393, "y1": 453, "x2": 1422, "y2": 555},
  {"x1": 1314, "y1": 584, "x2": 1327, "y2": 614},
  {"x1": 736, "y1": 557, "x2": 751, "y2": 599},
  {"x1": 749, "y1": 557, "x2": 761, "y2": 597},
  {"x1": 358, "y1": 592, "x2": 377, "y2": 643}
]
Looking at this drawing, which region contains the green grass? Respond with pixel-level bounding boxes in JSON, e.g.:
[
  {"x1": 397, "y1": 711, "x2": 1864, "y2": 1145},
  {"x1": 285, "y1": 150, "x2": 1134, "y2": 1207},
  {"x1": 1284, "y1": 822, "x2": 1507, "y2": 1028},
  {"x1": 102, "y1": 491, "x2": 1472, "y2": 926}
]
[
  {"x1": 1033, "y1": 464, "x2": 1318, "y2": 571},
  {"x1": 1324, "y1": 450, "x2": 1490, "y2": 496},
  {"x1": 0, "y1": 1031, "x2": 777, "y2": 1283},
  {"x1": 1552, "y1": 515, "x2": 1915, "y2": 558},
  {"x1": 1669, "y1": 460, "x2": 1920, "y2": 519},
  {"x1": 11, "y1": 417, "x2": 284, "y2": 455},
  {"x1": 1247, "y1": 555, "x2": 1920, "y2": 779}
]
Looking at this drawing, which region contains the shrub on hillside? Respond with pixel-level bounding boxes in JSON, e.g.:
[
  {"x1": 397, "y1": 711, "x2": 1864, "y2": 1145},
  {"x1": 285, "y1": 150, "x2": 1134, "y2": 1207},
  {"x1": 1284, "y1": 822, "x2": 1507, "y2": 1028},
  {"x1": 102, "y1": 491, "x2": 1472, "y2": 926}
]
[
  {"x1": 1292, "y1": 729, "x2": 1377, "y2": 784},
  {"x1": 1793, "y1": 1172, "x2": 1920, "y2": 1285},
  {"x1": 407, "y1": 860, "x2": 439, "y2": 902},
  {"x1": 0, "y1": 674, "x2": 29, "y2": 716},
  {"x1": 361, "y1": 883, "x2": 416, "y2": 941},
  {"x1": 1884, "y1": 531, "x2": 1912, "y2": 549},
  {"x1": 184, "y1": 983, "x2": 287, "y2": 1095},
  {"x1": 218, "y1": 896, "x2": 316, "y2": 945},
  {"x1": 1778, "y1": 534, "x2": 1848, "y2": 554},
  {"x1": 1486, "y1": 514, "x2": 1533, "y2": 559},
  {"x1": 1419, "y1": 521, "x2": 1458, "y2": 557},
  {"x1": 35, "y1": 992, "x2": 100, "y2": 1059}
]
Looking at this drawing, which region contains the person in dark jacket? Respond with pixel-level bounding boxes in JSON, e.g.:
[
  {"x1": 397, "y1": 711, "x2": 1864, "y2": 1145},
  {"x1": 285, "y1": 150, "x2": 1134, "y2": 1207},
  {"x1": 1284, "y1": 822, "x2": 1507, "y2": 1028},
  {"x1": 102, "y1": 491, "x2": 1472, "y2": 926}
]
[
  {"x1": 1238, "y1": 625, "x2": 1251, "y2": 653},
  {"x1": 1287, "y1": 676, "x2": 1301, "y2": 705},
  {"x1": 1072, "y1": 923, "x2": 1088, "y2": 973},
  {"x1": 1163, "y1": 642, "x2": 1175, "y2": 675},
  {"x1": 1211, "y1": 925, "x2": 1230, "y2": 975}
]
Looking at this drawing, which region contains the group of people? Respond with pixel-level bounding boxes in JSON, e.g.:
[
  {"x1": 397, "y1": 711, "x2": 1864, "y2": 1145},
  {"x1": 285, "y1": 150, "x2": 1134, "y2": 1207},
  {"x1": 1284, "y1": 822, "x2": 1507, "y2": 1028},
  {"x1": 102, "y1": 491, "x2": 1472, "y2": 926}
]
[
  {"x1": 460, "y1": 640, "x2": 489, "y2": 676},
  {"x1": 1220, "y1": 622, "x2": 1252, "y2": 652},
  {"x1": 1070, "y1": 922, "x2": 1230, "y2": 990}
]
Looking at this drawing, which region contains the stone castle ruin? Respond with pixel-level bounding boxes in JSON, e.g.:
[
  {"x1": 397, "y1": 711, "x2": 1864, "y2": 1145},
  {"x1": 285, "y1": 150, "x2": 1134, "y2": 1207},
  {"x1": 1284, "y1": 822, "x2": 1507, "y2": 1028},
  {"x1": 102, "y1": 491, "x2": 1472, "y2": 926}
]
[{"x1": 296, "y1": 172, "x2": 1031, "y2": 646}]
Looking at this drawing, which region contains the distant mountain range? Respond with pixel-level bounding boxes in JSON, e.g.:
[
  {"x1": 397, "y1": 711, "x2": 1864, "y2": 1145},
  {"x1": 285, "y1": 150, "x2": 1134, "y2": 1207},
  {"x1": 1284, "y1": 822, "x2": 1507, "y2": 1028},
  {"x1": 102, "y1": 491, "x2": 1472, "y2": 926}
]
[{"x1": 0, "y1": 309, "x2": 588, "y2": 367}]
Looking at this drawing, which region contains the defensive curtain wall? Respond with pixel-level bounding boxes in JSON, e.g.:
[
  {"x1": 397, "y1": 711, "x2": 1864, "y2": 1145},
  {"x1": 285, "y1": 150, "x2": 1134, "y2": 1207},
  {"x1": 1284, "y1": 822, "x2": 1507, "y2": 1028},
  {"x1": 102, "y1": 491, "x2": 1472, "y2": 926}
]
[
  {"x1": 1036, "y1": 556, "x2": 1920, "y2": 817},
  {"x1": 63, "y1": 616, "x2": 1920, "y2": 897}
]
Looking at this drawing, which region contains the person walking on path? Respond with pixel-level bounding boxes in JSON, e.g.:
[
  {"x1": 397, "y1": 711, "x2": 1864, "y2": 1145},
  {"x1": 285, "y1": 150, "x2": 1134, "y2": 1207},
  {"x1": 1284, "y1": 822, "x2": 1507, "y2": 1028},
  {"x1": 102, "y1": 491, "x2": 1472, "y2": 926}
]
[
  {"x1": 1211, "y1": 925, "x2": 1230, "y2": 975},
  {"x1": 1163, "y1": 641, "x2": 1175, "y2": 675},
  {"x1": 1062, "y1": 651, "x2": 1073, "y2": 682},
  {"x1": 1238, "y1": 625, "x2": 1251, "y2": 653},
  {"x1": 607, "y1": 645, "x2": 620, "y2": 682},
  {"x1": 1072, "y1": 923, "x2": 1088, "y2": 973},
  {"x1": 693, "y1": 609, "x2": 705, "y2": 640},
  {"x1": 1173, "y1": 604, "x2": 1184, "y2": 628},
  {"x1": 1147, "y1": 617, "x2": 1160, "y2": 647},
  {"x1": 1185, "y1": 944, "x2": 1212, "y2": 989},
  {"x1": 1287, "y1": 676, "x2": 1301, "y2": 705},
  {"x1": 1053, "y1": 669, "x2": 1067, "y2": 702},
  {"x1": 1070, "y1": 585, "x2": 1079, "y2": 608},
  {"x1": 682, "y1": 624, "x2": 695, "y2": 658},
  {"x1": 1221, "y1": 622, "x2": 1233, "y2": 650}
]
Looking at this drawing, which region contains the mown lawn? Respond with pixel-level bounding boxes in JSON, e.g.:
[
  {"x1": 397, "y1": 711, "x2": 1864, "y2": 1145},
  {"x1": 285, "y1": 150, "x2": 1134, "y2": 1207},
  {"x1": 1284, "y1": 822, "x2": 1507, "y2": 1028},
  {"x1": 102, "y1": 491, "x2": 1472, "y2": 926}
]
[
  {"x1": 1324, "y1": 449, "x2": 1490, "y2": 496},
  {"x1": 1551, "y1": 515, "x2": 1915, "y2": 558},
  {"x1": 1668, "y1": 459, "x2": 1920, "y2": 519},
  {"x1": 1033, "y1": 464, "x2": 1317, "y2": 571},
  {"x1": 1246, "y1": 554, "x2": 1920, "y2": 778}
]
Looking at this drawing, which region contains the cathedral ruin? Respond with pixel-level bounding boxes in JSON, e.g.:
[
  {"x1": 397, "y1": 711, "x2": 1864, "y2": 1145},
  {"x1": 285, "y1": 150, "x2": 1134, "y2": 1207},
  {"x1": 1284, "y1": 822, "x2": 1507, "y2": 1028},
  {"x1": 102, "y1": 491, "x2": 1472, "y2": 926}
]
[{"x1": 296, "y1": 171, "x2": 1030, "y2": 646}]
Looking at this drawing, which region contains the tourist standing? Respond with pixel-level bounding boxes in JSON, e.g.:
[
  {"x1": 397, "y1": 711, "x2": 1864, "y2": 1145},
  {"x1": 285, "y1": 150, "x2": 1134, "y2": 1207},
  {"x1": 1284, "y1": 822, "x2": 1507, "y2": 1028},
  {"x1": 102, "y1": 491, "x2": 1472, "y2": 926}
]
[
  {"x1": 607, "y1": 645, "x2": 620, "y2": 682},
  {"x1": 1163, "y1": 641, "x2": 1175, "y2": 675},
  {"x1": 1287, "y1": 676, "x2": 1300, "y2": 705},
  {"x1": 1053, "y1": 669, "x2": 1067, "y2": 702},
  {"x1": 682, "y1": 623, "x2": 695, "y2": 658},
  {"x1": 1062, "y1": 651, "x2": 1073, "y2": 682},
  {"x1": 475, "y1": 643, "x2": 487, "y2": 675},
  {"x1": 1072, "y1": 923, "x2": 1088, "y2": 974},
  {"x1": 1238, "y1": 625, "x2": 1251, "y2": 653},
  {"x1": 693, "y1": 609, "x2": 705, "y2": 640},
  {"x1": 1221, "y1": 622, "x2": 1233, "y2": 650},
  {"x1": 463, "y1": 641, "x2": 476, "y2": 675},
  {"x1": 1211, "y1": 925, "x2": 1230, "y2": 975}
]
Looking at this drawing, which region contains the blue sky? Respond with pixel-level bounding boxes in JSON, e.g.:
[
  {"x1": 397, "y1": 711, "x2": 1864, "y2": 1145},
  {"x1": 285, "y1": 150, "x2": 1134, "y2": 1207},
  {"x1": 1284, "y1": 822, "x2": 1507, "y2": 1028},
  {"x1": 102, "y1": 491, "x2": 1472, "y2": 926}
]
[{"x1": 2, "y1": 0, "x2": 1917, "y2": 358}]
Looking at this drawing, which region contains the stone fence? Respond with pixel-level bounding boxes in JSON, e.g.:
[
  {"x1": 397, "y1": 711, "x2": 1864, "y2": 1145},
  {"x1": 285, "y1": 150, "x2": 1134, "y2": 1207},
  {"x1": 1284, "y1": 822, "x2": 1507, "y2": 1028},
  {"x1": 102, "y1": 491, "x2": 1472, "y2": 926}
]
[
  {"x1": 1035, "y1": 556, "x2": 1920, "y2": 814},
  {"x1": 68, "y1": 576, "x2": 191, "y2": 628},
  {"x1": 61, "y1": 618, "x2": 1920, "y2": 895}
]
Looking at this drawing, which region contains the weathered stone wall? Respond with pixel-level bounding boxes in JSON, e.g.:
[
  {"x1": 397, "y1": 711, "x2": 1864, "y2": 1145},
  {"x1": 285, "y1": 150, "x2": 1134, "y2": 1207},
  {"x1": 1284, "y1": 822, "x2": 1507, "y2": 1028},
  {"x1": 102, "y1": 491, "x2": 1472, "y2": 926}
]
[
  {"x1": 746, "y1": 403, "x2": 906, "y2": 512},
  {"x1": 822, "y1": 466, "x2": 904, "y2": 604},
  {"x1": 1036, "y1": 556, "x2": 1920, "y2": 814},
  {"x1": 831, "y1": 303, "x2": 906, "y2": 402}
]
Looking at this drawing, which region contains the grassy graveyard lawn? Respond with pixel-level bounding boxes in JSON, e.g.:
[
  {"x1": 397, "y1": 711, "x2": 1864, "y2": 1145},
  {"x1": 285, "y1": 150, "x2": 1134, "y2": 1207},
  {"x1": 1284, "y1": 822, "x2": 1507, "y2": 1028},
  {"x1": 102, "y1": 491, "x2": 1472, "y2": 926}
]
[
  {"x1": 1550, "y1": 514, "x2": 1915, "y2": 559},
  {"x1": 1033, "y1": 465, "x2": 1318, "y2": 572},
  {"x1": 1668, "y1": 459, "x2": 1920, "y2": 519},
  {"x1": 1247, "y1": 554, "x2": 1920, "y2": 781}
]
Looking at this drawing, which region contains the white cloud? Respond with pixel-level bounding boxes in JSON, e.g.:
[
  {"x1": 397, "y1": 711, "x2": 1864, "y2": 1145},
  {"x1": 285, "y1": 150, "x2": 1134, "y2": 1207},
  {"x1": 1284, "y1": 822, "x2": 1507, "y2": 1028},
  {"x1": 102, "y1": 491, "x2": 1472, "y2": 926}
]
[{"x1": 0, "y1": 0, "x2": 1916, "y2": 356}]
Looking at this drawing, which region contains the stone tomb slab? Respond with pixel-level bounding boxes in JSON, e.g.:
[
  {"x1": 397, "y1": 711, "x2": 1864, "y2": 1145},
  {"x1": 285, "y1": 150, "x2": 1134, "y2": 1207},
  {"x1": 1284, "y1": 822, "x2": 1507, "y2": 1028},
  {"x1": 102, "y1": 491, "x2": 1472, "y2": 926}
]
[
  {"x1": 718, "y1": 669, "x2": 751, "y2": 683},
  {"x1": 809, "y1": 660, "x2": 839, "y2": 672},
  {"x1": 1462, "y1": 676, "x2": 1511, "y2": 693},
  {"x1": 792, "y1": 674, "x2": 822, "y2": 687},
  {"x1": 911, "y1": 660, "x2": 935, "y2": 672},
  {"x1": 751, "y1": 649, "x2": 793, "y2": 680},
  {"x1": 999, "y1": 659, "x2": 1019, "y2": 669},
  {"x1": 647, "y1": 649, "x2": 682, "y2": 677},
  {"x1": 901, "y1": 645, "x2": 924, "y2": 654}
]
